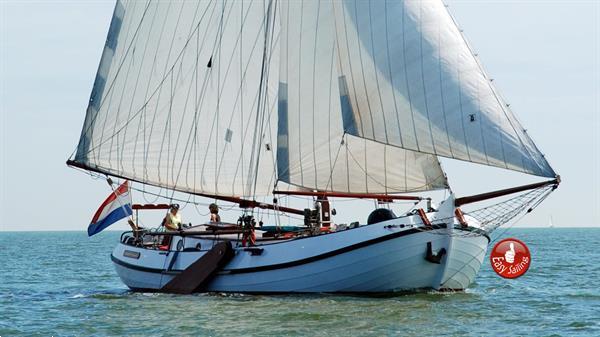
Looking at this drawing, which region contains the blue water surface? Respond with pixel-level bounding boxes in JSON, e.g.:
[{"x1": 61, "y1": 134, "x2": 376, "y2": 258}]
[{"x1": 1, "y1": 228, "x2": 599, "y2": 336}]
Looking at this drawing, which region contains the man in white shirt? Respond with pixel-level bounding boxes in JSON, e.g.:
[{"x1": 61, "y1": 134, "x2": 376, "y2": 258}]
[{"x1": 164, "y1": 204, "x2": 182, "y2": 231}]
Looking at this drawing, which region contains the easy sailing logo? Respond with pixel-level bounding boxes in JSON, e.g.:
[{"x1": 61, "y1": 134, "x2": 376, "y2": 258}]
[{"x1": 490, "y1": 238, "x2": 531, "y2": 279}]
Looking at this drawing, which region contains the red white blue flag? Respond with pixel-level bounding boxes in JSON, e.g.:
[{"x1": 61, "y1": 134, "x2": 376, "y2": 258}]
[{"x1": 88, "y1": 181, "x2": 132, "y2": 236}]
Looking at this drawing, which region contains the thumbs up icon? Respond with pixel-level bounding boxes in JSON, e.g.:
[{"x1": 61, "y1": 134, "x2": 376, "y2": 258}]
[{"x1": 505, "y1": 242, "x2": 515, "y2": 264}]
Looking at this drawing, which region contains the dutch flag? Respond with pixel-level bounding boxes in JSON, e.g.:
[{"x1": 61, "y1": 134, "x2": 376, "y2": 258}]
[{"x1": 88, "y1": 181, "x2": 132, "y2": 236}]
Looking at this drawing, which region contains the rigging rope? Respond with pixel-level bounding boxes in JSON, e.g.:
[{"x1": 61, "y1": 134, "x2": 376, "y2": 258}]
[{"x1": 416, "y1": 184, "x2": 556, "y2": 238}]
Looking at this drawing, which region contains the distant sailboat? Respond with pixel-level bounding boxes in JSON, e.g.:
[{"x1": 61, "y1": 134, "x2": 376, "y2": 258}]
[
  {"x1": 68, "y1": 0, "x2": 559, "y2": 293},
  {"x1": 549, "y1": 216, "x2": 555, "y2": 228}
]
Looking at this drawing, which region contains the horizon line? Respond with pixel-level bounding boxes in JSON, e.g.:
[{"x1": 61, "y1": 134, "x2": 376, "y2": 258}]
[{"x1": 1, "y1": 225, "x2": 600, "y2": 233}]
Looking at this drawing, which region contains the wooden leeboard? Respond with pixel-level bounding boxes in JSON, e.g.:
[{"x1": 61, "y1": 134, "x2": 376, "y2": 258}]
[{"x1": 161, "y1": 241, "x2": 233, "y2": 294}]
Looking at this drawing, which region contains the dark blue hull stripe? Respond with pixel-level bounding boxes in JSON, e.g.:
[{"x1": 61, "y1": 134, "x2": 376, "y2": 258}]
[{"x1": 111, "y1": 226, "x2": 489, "y2": 276}]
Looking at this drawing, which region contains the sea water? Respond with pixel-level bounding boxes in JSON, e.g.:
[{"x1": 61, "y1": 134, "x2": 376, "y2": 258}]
[{"x1": 1, "y1": 228, "x2": 598, "y2": 336}]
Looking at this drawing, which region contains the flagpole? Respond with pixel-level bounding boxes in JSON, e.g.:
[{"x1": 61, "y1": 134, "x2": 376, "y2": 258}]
[{"x1": 106, "y1": 177, "x2": 138, "y2": 234}]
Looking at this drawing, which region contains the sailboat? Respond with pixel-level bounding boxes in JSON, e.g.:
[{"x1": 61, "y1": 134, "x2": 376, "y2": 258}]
[{"x1": 68, "y1": 0, "x2": 559, "y2": 293}]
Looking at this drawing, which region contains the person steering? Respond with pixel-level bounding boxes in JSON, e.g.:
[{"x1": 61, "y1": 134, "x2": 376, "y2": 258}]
[{"x1": 164, "y1": 204, "x2": 182, "y2": 231}]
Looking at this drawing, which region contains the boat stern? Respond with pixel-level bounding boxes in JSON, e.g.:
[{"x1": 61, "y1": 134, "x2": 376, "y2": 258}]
[{"x1": 111, "y1": 242, "x2": 168, "y2": 291}]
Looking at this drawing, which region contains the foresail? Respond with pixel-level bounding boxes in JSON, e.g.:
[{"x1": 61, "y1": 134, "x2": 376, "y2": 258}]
[
  {"x1": 74, "y1": 0, "x2": 281, "y2": 197},
  {"x1": 276, "y1": 1, "x2": 448, "y2": 193},
  {"x1": 332, "y1": 0, "x2": 556, "y2": 178}
]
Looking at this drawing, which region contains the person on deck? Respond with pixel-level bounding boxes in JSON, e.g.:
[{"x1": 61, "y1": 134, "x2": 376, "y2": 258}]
[
  {"x1": 164, "y1": 204, "x2": 182, "y2": 231},
  {"x1": 209, "y1": 203, "x2": 221, "y2": 223}
]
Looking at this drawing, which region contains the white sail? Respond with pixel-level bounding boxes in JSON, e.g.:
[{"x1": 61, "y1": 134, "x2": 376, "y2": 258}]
[
  {"x1": 332, "y1": 0, "x2": 555, "y2": 178},
  {"x1": 74, "y1": 0, "x2": 282, "y2": 197},
  {"x1": 275, "y1": 0, "x2": 448, "y2": 193},
  {"x1": 72, "y1": 0, "x2": 556, "y2": 198}
]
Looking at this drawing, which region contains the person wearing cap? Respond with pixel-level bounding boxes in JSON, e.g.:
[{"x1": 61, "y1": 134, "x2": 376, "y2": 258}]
[
  {"x1": 209, "y1": 203, "x2": 221, "y2": 223},
  {"x1": 164, "y1": 204, "x2": 182, "y2": 231}
]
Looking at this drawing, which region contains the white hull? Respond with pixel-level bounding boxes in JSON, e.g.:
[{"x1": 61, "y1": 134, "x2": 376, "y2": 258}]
[{"x1": 111, "y1": 211, "x2": 489, "y2": 293}]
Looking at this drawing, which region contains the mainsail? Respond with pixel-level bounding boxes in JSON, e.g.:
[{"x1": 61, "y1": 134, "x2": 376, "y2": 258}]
[
  {"x1": 71, "y1": 0, "x2": 555, "y2": 200},
  {"x1": 74, "y1": 1, "x2": 282, "y2": 197}
]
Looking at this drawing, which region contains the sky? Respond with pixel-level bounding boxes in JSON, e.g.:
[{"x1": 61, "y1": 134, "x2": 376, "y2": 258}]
[{"x1": 1, "y1": 0, "x2": 598, "y2": 231}]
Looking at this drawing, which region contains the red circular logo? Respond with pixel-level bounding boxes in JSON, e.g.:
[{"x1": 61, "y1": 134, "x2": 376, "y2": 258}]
[{"x1": 490, "y1": 238, "x2": 531, "y2": 279}]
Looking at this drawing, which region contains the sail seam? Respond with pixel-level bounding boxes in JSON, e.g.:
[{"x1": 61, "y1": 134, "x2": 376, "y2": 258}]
[
  {"x1": 353, "y1": 0, "x2": 376, "y2": 139},
  {"x1": 401, "y1": 2, "x2": 420, "y2": 152},
  {"x1": 384, "y1": 0, "x2": 404, "y2": 148},
  {"x1": 436, "y1": 8, "x2": 454, "y2": 159},
  {"x1": 338, "y1": 2, "x2": 364, "y2": 136},
  {"x1": 368, "y1": 0, "x2": 389, "y2": 144},
  {"x1": 419, "y1": 3, "x2": 438, "y2": 156}
]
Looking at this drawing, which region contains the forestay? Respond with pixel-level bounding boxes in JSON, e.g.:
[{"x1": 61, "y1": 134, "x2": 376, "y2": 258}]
[
  {"x1": 332, "y1": 0, "x2": 555, "y2": 178},
  {"x1": 276, "y1": 0, "x2": 448, "y2": 193}
]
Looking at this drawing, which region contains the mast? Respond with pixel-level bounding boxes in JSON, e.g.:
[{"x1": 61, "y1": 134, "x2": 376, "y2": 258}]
[{"x1": 248, "y1": 0, "x2": 276, "y2": 199}]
